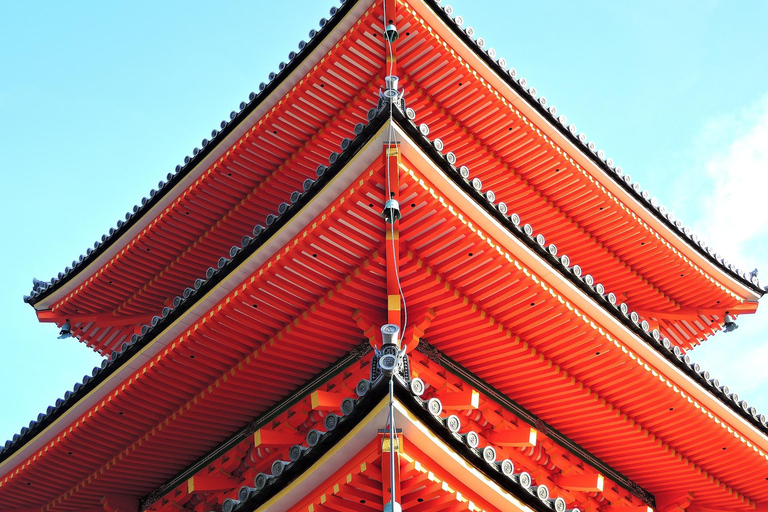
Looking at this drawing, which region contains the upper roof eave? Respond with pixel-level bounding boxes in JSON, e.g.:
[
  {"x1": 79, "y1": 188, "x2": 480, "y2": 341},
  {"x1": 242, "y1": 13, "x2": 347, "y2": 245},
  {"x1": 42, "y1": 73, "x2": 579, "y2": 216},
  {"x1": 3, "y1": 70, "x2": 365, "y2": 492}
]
[
  {"x1": 409, "y1": 0, "x2": 764, "y2": 301},
  {"x1": 25, "y1": 0, "x2": 377, "y2": 311}
]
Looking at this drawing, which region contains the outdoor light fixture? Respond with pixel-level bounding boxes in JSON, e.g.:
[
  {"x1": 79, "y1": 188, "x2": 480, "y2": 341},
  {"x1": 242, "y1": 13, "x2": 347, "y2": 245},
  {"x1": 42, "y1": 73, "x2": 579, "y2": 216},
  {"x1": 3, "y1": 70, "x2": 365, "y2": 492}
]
[
  {"x1": 375, "y1": 339, "x2": 406, "y2": 378},
  {"x1": 58, "y1": 319, "x2": 72, "y2": 339},
  {"x1": 385, "y1": 75, "x2": 399, "y2": 92},
  {"x1": 377, "y1": 75, "x2": 405, "y2": 112},
  {"x1": 723, "y1": 312, "x2": 738, "y2": 332},
  {"x1": 382, "y1": 199, "x2": 401, "y2": 223},
  {"x1": 384, "y1": 23, "x2": 399, "y2": 43},
  {"x1": 381, "y1": 324, "x2": 399, "y2": 345}
]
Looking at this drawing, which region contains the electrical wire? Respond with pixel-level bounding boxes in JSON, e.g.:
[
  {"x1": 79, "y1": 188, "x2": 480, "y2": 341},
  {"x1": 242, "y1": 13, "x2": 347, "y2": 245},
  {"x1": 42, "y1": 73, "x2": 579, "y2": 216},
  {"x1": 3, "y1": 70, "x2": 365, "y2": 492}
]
[
  {"x1": 381, "y1": 7, "x2": 403, "y2": 512},
  {"x1": 382, "y1": 0, "x2": 407, "y2": 345}
]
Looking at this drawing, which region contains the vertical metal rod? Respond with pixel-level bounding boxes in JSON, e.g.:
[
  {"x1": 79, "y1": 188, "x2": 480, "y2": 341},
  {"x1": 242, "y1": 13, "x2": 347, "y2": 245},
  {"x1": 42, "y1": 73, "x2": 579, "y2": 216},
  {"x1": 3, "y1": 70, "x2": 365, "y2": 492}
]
[
  {"x1": 384, "y1": 0, "x2": 400, "y2": 506},
  {"x1": 389, "y1": 375, "x2": 396, "y2": 512}
]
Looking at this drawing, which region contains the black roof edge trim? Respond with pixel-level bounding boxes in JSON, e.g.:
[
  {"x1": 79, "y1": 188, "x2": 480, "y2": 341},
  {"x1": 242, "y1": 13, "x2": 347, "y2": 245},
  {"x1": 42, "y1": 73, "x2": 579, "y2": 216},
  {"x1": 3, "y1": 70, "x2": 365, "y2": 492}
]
[
  {"x1": 26, "y1": 0, "x2": 365, "y2": 306},
  {"x1": 421, "y1": 0, "x2": 762, "y2": 296}
]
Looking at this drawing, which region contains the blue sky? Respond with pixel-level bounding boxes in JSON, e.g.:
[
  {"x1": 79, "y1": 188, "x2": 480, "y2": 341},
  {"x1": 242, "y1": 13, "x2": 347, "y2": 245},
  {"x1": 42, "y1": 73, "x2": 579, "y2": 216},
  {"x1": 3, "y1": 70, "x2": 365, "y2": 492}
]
[{"x1": 1, "y1": 1, "x2": 766, "y2": 445}]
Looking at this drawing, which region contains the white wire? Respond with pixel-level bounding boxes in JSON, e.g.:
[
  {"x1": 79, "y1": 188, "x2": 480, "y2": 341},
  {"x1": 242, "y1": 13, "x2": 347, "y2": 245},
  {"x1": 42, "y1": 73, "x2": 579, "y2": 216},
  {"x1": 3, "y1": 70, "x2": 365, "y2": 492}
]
[
  {"x1": 382, "y1": 6, "x2": 404, "y2": 511},
  {"x1": 382, "y1": 0, "x2": 407, "y2": 344}
]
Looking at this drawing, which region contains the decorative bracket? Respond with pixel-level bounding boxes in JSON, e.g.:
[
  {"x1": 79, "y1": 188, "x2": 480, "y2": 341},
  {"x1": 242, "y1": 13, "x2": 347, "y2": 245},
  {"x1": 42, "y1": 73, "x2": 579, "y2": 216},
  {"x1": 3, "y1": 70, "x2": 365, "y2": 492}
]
[{"x1": 655, "y1": 492, "x2": 694, "y2": 512}]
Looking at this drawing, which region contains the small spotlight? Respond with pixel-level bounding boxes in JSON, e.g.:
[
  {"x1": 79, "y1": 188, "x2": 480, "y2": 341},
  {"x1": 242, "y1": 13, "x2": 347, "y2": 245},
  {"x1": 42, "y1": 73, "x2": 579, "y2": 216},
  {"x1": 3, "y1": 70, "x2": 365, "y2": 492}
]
[
  {"x1": 384, "y1": 23, "x2": 399, "y2": 43},
  {"x1": 381, "y1": 324, "x2": 399, "y2": 345},
  {"x1": 382, "y1": 199, "x2": 401, "y2": 223},
  {"x1": 58, "y1": 319, "x2": 72, "y2": 339},
  {"x1": 385, "y1": 75, "x2": 399, "y2": 92},
  {"x1": 375, "y1": 343, "x2": 406, "y2": 378},
  {"x1": 723, "y1": 311, "x2": 738, "y2": 333}
]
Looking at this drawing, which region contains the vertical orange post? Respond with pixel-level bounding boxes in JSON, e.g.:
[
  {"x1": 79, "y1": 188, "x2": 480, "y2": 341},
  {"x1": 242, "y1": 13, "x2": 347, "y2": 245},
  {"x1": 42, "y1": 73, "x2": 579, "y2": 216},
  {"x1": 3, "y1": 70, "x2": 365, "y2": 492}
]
[{"x1": 384, "y1": 142, "x2": 401, "y2": 331}]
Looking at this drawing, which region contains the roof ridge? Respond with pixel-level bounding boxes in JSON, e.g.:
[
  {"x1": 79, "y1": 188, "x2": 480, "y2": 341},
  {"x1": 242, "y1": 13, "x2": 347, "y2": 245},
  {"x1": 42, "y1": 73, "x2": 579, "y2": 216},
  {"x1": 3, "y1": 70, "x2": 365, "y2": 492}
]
[{"x1": 423, "y1": 0, "x2": 763, "y2": 294}]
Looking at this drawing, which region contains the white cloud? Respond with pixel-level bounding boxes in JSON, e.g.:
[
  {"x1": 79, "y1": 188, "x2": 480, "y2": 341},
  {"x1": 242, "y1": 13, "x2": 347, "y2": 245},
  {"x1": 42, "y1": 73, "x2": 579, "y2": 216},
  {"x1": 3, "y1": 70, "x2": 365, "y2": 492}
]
[
  {"x1": 689, "y1": 94, "x2": 768, "y2": 269},
  {"x1": 685, "y1": 93, "x2": 768, "y2": 414}
]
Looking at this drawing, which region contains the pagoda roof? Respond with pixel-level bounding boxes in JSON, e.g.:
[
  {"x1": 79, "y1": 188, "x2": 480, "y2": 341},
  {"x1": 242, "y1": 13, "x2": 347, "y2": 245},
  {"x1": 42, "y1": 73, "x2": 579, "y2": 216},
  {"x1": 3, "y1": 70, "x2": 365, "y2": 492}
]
[
  {"x1": 203, "y1": 378, "x2": 637, "y2": 512},
  {"x1": 24, "y1": 0, "x2": 762, "y2": 357},
  {"x1": 9, "y1": 1, "x2": 768, "y2": 510},
  {"x1": 4, "y1": 106, "x2": 768, "y2": 511}
]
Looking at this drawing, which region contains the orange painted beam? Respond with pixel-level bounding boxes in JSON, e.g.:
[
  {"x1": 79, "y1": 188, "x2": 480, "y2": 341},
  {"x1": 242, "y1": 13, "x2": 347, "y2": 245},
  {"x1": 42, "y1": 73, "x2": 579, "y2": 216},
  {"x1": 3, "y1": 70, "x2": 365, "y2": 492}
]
[
  {"x1": 320, "y1": 494, "x2": 370, "y2": 512},
  {"x1": 600, "y1": 507, "x2": 654, "y2": 512},
  {"x1": 36, "y1": 309, "x2": 152, "y2": 327},
  {"x1": 186, "y1": 474, "x2": 238, "y2": 493},
  {"x1": 311, "y1": 390, "x2": 346, "y2": 411},
  {"x1": 406, "y1": 307, "x2": 436, "y2": 354},
  {"x1": 253, "y1": 428, "x2": 305, "y2": 447},
  {"x1": 353, "y1": 308, "x2": 380, "y2": 348},
  {"x1": 485, "y1": 426, "x2": 537, "y2": 448},
  {"x1": 439, "y1": 389, "x2": 480, "y2": 410},
  {"x1": 100, "y1": 494, "x2": 139, "y2": 512},
  {"x1": 554, "y1": 472, "x2": 604, "y2": 492},
  {"x1": 655, "y1": 492, "x2": 694, "y2": 512}
]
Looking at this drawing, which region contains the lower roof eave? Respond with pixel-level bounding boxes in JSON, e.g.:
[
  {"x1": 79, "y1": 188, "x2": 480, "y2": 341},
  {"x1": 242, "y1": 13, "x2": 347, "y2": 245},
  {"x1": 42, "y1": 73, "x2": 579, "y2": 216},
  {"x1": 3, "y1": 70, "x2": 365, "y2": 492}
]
[
  {"x1": 392, "y1": 121, "x2": 768, "y2": 453},
  {"x1": 248, "y1": 392, "x2": 540, "y2": 512},
  {"x1": 8, "y1": 115, "x2": 765, "y2": 479},
  {"x1": 0, "y1": 116, "x2": 393, "y2": 475}
]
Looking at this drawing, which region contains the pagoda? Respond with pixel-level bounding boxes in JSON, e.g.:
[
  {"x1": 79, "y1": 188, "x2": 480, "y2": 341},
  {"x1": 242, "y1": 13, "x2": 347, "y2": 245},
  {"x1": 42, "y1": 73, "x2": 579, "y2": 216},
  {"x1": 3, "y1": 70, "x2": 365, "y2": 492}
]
[{"x1": 4, "y1": 1, "x2": 767, "y2": 512}]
